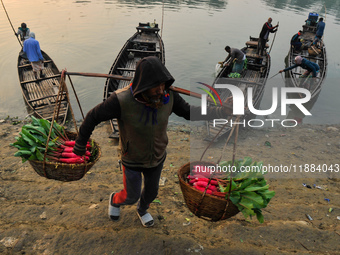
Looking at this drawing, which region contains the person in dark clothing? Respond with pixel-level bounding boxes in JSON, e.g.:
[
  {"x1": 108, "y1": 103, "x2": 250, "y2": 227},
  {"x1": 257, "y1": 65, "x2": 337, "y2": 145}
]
[
  {"x1": 15, "y1": 22, "x2": 30, "y2": 41},
  {"x1": 73, "y1": 56, "x2": 232, "y2": 228},
  {"x1": 290, "y1": 30, "x2": 302, "y2": 51},
  {"x1": 279, "y1": 56, "x2": 319, "y2": 88},
  {"x1": 223, "y1": 46, "x2": 246, "y2": 73},
  {"x1": 313, "y1": 17, "x2": 325, "y2": 46},
  {"x1": 257, "y1": 17, "x2": 278, "y2": 56}
]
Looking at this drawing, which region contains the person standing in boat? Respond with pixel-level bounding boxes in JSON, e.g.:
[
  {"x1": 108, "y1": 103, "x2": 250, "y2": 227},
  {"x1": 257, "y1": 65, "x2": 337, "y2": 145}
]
[
  {"x1": 15, "y1": 23, "x2": 30, "y2": 42},
  {"x1": 223, "y1": 46, "x2": 246, "y2": 73},
  {"x1": 279, "y1": 56, "x2": 319, "y2": 85},
  {"x1": 23, "y1": 32, "x2": 45, "y2": 79},
  {"x1": 257, "y1": 17, "x2": 278, "y2": 56},
  {"x1": 313, "y1": 17, "x2": 325, "y2": 46},
  {"x1": 72, "y1": 56, "x2": 232, "y2": 228},
  {"x1": 290, "y1": 30, "x2": 302, "y2": 51}
]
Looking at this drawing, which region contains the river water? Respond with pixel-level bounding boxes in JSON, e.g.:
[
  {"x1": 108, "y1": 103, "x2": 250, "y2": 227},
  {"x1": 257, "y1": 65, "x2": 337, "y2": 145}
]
[{"x1": 0, "y1": 0, "x2": 339, "y2": 125}]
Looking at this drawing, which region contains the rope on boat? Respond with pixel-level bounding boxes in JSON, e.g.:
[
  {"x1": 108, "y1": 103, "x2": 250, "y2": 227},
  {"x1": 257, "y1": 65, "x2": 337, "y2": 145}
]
[{"x1": 1, "y1": 0, "x2": 23, "y2": 47}]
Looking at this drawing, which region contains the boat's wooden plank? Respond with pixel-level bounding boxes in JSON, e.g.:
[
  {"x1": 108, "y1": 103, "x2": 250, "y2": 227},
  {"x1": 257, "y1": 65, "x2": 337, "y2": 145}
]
[
  {"x1": 28, "y1": 93, "x2": 67, "y2": 103},
  {"x1": 216, "y1": 78, "x2": 264, "y2": 86},
  {"x1": 20, "y1": 74, "x2": 61, "y2": 85},
  {"x1": 247, "y1": 63, "x2": 267, "y2": 68},
  {"x1": 117, "y1": 67, "x2": 136, "y2": 72},
  {"x1": 25, "y1": 70, "x2": 45, "y2": 106},
  {"x1": 34, "y1": 103, "x2": 67, "y2": 111},
  {"x1": 127, "y1": 49, "x2": 161, "y2": 54},
  {"x1": 246, "y1": 41, "x2": 269, "y2": 48},
  {"x1": 292, "y1": 53, "x2": 324, "y2": 61},
  {"x1": 18, "y1": 60, "x2": 52, "y2": 69}
]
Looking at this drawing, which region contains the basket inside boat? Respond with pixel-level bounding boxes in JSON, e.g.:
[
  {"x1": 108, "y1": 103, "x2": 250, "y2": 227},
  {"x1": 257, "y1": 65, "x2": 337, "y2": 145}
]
[
  {"x1": 178, "y1": 161, "x2": 239, "y2": 221},
  {"x1": 28, "y1": 131, "x2": 101, "y2": 182}
]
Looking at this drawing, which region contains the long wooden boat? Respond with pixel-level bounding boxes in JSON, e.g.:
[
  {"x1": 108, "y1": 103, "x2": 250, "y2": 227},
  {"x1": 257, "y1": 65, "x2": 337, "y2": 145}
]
[
  {"x1": 18, "y1": 50, "x2": 69, "y2": 124},
  {"x1": 103, "y1": 21, "x2": 165, "y2": 138},
  {"x1": 286, "y1": 13, "x2": 327, "y2": 98},
  {"x1": 206, "y1": 37, "x2": 270, "y2": 141}
]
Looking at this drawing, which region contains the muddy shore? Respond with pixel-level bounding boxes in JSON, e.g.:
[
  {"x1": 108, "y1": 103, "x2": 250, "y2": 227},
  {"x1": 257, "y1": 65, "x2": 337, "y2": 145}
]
[{"x1": 0, "y1": 117, "x2": 339, "y2": 255}]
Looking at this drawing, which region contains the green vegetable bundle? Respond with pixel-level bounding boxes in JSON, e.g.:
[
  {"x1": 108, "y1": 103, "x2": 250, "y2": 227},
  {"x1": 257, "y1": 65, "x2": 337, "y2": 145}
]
[
  {"x1": 218, "y1": 157, "x2": 275, "y2": 223},
  {"x1": 10, "y1": 116, "x2": 68, "y2": 163}
]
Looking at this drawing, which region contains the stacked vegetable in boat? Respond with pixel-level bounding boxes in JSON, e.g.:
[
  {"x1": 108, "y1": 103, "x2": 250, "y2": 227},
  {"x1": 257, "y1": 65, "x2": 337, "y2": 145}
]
[
  {"x1": 187, "y1": 157, "x2": 275, "y2": 223},
  {"x1": 10, "y1": 116, "x2": 94, "y2": 164}
]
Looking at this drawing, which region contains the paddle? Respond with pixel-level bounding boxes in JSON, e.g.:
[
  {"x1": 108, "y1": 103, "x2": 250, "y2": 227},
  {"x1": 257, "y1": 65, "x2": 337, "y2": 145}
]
[
  {"x1": 268, "y1": 72, "x2": 280, "y2": 80},
  {"x1": 268, "y1": 21, "x2": 279, "y2": 54}
]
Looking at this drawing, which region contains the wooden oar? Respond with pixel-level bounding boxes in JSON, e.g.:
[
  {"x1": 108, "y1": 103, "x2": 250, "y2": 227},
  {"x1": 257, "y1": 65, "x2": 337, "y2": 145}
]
[
  {"x1": 268, "y1": 72, "x2": 280, "y2": 80},
  {"x1": 65, "y1": 71, "x2": 233, "y2": 113},
  {"x1": 269, "y1": 21, "x2": 279, "y2": 54}
]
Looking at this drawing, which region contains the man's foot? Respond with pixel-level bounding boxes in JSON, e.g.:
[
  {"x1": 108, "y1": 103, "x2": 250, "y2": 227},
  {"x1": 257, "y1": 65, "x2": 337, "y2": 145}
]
[
  {"x1": 136, "y1": 211, "x2": 154, "y2": 228},
  {"x1": 108, "y1": 193, "x2": 120, "y2": 221},
  {"x1": 40, "y1": 73, "x2": 46, "y2": 78}
]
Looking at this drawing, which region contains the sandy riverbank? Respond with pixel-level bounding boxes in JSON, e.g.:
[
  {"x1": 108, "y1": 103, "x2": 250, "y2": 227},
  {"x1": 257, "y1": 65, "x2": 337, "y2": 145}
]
[{"x1": 0, "y1": 117, "x2": 339, "y2": 254}]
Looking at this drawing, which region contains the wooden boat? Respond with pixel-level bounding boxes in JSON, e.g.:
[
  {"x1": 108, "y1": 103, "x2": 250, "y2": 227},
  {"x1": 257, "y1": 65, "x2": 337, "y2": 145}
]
[
  {"x1": 206, "y1": 37, "x2": 270, "y2": 141},
  {"x1": 286, "y1": 13, "x2": 327, "y2": 98},
  {"x1": 103, "y1": 21, "x2": 165, "y2": 138},
  {"x1": 18, "y1": 50, "x2": 69, "y2": 124}
]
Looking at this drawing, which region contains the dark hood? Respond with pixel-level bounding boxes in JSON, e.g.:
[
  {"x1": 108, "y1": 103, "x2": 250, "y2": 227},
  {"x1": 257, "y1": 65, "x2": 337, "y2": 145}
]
[{"x1": 131, "y1": 56, "x2": 175, "y2": 97}]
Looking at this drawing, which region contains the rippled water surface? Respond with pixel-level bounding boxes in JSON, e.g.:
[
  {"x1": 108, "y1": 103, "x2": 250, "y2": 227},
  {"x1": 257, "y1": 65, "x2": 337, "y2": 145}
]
[{"x1": 0, "y1": 0, "x2": 339, "y2": 124}]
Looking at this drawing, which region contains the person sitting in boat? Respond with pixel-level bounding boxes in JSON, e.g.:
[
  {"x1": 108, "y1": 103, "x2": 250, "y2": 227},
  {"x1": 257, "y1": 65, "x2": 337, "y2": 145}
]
[
  {"x1": 15, "y1": 23, "x2": 30, "y2": 42},
  {"x1": 290, "y1": 30, "x2": 302, "y2": 51},
  {"x1": 313, "y1": 17, "x2": 325, "y2": 47},
  {"x1": 279, "y1": 56, "x2": 319, "y2": 81},
  {"x1": 23, "y1": 32, "x2": 45, "y2": 79},
  {"x1": 72, "y1": 56, "x2": 233, "y2": 228},
  {"x1": 223, "y1": 46, "x2": 246, "y2": 73}
]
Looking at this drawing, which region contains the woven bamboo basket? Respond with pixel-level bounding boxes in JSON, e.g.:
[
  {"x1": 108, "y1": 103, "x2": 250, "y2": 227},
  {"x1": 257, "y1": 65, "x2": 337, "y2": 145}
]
[
  {"x1": 178, "y1": 161, "x2": 239, "y2": 221},
  {"x1": 28, "y1": 131, "x2": 101, "y2": 182}
]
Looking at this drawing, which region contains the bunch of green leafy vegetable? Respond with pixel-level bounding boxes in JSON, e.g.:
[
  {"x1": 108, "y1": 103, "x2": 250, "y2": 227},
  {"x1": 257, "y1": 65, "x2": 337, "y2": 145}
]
[
  {"x1": 10, "y1": 116, "x2": 67, "y2": 163},
  {"x1": 218, "y1": 157, "x2": 275, "y2": 223}
]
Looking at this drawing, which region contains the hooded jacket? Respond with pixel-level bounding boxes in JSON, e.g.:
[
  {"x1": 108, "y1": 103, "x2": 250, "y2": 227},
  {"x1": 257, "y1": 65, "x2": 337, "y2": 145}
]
[
  {"x1": 130, "y1": 56, "x2": 174, "y2": 97},
  {"x1": 116, "y1": 56, "x2": 175, "y2": 167},
  {"x1": 75, "y1": 56, "x2": 230, "y2": 168}
]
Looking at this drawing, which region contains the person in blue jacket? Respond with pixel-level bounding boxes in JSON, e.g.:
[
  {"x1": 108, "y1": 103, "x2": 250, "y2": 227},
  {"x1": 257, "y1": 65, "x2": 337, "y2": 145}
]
[
  {"x1": 313, "y1": 17, "x2": 325, "y2": 46},
  {"x1": 279, "y1": 55, "x2": 319, "y2": 79},
  {"x1": 23, "y1": 32, "x2": 45, "y2": 79}
]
